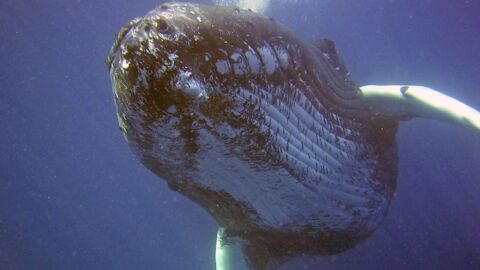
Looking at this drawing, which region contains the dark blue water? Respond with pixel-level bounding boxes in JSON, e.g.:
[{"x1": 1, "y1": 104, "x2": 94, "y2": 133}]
[{"x1": 1, "y1": 0, "x2": 479, "y2": 269}]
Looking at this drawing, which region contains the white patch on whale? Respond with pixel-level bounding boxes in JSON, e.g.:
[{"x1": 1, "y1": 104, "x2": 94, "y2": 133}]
[
  {"x1": 245, "y1": 48, "x2": 261, "y2": 74},
  {"x1": 257, "y1": 45, "x2": 278, "y2": 75},
  {"x1": 121, "y1": 59, "x2": 130, "y2": 69},
  {"x1": 230, "y1": 52, "x2": 248, "y2": 76},
  {"x1": 148, "y1": 39, "x2": 159, "y2": 55},
  {"x1": 273, "y1": 45, "x2": 290, "y2": 70},
  {"x1": 216, "y1": 60, "x2": 230, "y2": 75},
  {"x1": 175, "y1": 70, "x2": 209, "y2": 99}
]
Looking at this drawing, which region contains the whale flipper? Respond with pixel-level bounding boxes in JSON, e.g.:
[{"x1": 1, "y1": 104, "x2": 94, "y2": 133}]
[
  {"x1": 216, "y1": 227, "x2": 286, "y2": 270},
  {"x1": 360, "y1": 85, "x2": 480, "y2": 133},
  {"x1": 216, "y1": 228, "x2": 250, "y2": 270}
]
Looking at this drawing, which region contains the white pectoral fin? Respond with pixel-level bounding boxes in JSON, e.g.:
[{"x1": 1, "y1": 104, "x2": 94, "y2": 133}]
[
  {"x1": 215, "y1": 228, "x2": 283, "y2": 270},
  {"x1": 216, "y1": 228, "x2": 249, "y2": 270},
  {"x1": 360, "y1": 85, "x2": 480, "y2": 133}
]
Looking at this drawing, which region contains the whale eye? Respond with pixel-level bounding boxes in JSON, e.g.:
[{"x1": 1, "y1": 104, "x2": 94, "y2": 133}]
[{"x1": 157, "y1": 19, "x2": 170, "y2": 33}]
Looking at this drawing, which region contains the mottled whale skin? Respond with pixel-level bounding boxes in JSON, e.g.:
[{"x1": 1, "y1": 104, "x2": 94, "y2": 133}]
[{"x1": 107, "y1": 2, "x2": 401, "y2": 267}]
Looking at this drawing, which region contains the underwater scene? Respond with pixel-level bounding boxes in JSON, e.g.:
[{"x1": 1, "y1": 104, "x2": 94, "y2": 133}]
[{"x1": 1, "y1": 0, "x2": 480, "y2": 269}]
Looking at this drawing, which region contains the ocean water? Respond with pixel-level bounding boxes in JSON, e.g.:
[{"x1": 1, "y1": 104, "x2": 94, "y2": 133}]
[{"x1": 1, "y1": 0, "x2": 479, "y2": 269}]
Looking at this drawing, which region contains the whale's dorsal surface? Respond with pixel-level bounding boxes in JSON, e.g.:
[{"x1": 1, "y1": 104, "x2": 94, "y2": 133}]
[{"x1": 106, "y1": 2, "x2": 480, "y2": 269}]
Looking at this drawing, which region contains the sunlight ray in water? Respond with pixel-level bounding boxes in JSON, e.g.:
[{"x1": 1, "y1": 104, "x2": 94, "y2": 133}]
[{"x1": 214, "y1": 0, "x2": 307, "y2": 14}]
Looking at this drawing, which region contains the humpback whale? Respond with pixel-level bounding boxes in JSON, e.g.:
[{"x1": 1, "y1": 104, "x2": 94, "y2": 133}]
[{"x1": 106, "y1": 2, "x2": 480, "y2": 269}]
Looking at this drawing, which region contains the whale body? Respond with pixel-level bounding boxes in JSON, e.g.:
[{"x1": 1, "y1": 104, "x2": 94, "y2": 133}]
[{"x1": 107, "y1": 2, "x2": 480, "y2": 269}]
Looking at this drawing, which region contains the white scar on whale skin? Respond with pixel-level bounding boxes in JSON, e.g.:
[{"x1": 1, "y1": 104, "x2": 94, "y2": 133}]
[{"x1": 360, "y1": 85, "x2": 480, "y2": 132}]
